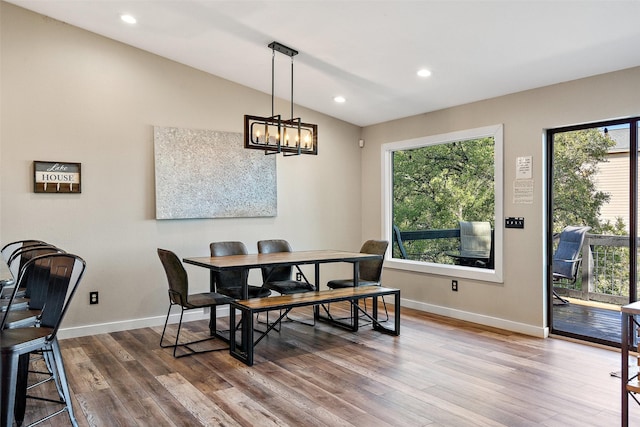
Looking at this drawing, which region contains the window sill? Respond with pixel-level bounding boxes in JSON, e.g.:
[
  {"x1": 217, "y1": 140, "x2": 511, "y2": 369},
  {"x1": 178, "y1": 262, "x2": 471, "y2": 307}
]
[{"x1": 385, "y1": 258, "x2": 503, "y2": 283}]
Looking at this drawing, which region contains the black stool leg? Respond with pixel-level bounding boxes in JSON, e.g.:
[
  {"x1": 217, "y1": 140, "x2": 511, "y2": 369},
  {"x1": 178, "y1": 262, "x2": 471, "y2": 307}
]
[
  {"x1": 51, "y1": 339, "x2": 78, "y2": 427},
  {"x1": 1, "y1": 351, "x2": 19, "y2": 427},
  {"x1": 14, "y1": 353, "x2": 30, "y2": 426}
]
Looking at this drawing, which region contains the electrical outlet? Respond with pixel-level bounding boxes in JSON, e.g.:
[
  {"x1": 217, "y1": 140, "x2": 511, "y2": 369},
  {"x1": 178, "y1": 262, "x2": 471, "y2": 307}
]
[
  {"x1": 296, "y1": 272, "x2": 302, "y2": 281},
  {"x1": 451, "y1": 280, "x2": 458, "y2": 292},
  {"x1": 90, "y1": 291, "x2": 99, "y2": 305}
]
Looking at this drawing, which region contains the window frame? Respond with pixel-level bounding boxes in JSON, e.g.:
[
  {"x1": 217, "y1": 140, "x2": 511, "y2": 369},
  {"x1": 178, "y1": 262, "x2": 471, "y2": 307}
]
[{"x1": 381, "y1": 124, "x2": 504, "y2": 283}]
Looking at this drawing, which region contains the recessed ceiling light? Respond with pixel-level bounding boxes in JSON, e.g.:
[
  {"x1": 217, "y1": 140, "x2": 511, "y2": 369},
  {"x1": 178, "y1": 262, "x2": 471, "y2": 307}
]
[
  {"x1": 334, "y1": 96, "x2": 346, "y2": 103},
  {"x1": 417, "y1": 69, "x2": 432, "y2": 78},
  {"x1": 120, "y1": 14, "x2": 137, "y2": 24}
]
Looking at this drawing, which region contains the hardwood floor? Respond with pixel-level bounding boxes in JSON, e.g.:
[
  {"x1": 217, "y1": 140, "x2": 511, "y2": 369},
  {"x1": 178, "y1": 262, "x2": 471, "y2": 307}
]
[{"x1": 21, "y1": 304, "x2": 640, "y2": 426}]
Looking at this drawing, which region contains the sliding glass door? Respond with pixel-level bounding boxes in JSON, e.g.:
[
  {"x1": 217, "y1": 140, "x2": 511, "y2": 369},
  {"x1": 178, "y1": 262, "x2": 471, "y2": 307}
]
[{"x1": 548, "y1": 117, "x2": 639, "y2": 346}]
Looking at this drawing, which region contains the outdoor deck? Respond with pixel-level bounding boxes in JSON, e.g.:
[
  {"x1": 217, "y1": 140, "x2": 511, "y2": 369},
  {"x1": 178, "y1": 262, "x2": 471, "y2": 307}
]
[{"x1": 553, "y1": 299, "x2": 622, "y2": 345}]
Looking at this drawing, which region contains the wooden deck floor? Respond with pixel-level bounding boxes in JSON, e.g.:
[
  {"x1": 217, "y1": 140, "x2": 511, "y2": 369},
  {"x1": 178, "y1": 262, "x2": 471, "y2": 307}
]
[
  {"x1": 552, "y1": 299, "x2": 622, "y2": 345},
  {"x1": 19, "y1": 303, "x2": 640, "y2": 426}
]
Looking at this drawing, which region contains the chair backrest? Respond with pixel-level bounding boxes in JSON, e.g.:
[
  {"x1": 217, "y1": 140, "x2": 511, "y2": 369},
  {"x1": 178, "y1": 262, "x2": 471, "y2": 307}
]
[
  {"x1": 157, "y1": 248, "x2": 189, "y2": 306},
  {"x1": 9, "y1": 246, "x2": 64, "y2": 303},
  {"x1": 459, "y1": 221, "x2": 492, "y2": 258},
  {"x1": 7, "y1": 244, "x2": 62, "y2": 281},
  {"x1": 358, "y1": 240, "x2": 389, "y2": 282},
  {"x1": 553, "y1": 226, "x2": 591, "y2": 280},
  {"x1": 209, "y1": 241, "x2": 248, "y2": 292},
  {"x1": 1, "y1": 239, "x2": 47, "y2": 263},
  {"x1": 1, "y1": 253, "x2": 86, "y2": 335},
  {"x1": 257, "y1": 239, "x2": 293, "y2": 282},
  {"x1": 38, "y1": 254, "x2": 86, "y2": 334}
]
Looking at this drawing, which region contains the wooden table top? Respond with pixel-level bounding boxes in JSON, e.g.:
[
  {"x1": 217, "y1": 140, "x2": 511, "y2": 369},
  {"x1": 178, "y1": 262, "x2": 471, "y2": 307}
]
[
  {"x1": 183, "y1": 249, "x2": 382, "y2": 271},
  {"x1": 231, "y1": 286, "x2": 399, "y2": 309}
]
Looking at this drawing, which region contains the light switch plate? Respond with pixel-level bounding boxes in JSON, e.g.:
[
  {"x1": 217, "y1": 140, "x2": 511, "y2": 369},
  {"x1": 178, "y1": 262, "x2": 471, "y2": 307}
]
[{"x1": 505, "y1": 217, "x2": 524, "y2": 229}]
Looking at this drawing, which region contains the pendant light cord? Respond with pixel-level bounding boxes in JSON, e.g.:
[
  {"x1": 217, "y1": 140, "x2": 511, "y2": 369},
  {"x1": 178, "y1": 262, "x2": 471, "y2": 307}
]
[
  {"x1": 270, "y1": 44, "x2": 296, "y2": 121},
  {"x1": 271, "y1": 47, "x2": 275, "y2": 117}
]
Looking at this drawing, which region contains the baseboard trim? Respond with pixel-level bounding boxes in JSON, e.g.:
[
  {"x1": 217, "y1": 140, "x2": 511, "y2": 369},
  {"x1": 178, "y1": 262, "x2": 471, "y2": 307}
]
[
  {"x1": 401, "y1": 298, "x2": 548, "y2": 338},
  {"x1": 58, "y1": 306, "x2": 231, "y2": 339},
  {"x1": 59, "y1": 300, "x2": 547, "y2": 340}
]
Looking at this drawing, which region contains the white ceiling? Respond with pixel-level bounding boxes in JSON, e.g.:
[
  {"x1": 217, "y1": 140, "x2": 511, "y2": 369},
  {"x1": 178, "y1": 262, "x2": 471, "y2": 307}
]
[{"x1": 7, "y1": 0, "x2": 640, "y2": 127}]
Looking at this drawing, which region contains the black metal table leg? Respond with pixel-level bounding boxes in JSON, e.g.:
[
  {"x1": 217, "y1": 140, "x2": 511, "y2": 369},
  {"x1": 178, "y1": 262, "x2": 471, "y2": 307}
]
[
  {"x1": 313, "y1": 263, "x2": 320, "y2": 321},
  {"x1": 623, "y1": 311, "x2": 630, "y2": 427}
]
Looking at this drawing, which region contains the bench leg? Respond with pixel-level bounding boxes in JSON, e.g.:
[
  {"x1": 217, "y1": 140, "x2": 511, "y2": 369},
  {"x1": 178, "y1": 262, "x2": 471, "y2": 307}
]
[
  {"x1": 229, "y1": 306, "x2": 255, "y2": 366},
  {"x1": 232, "y1": 290, "x2": 401, "y2": 366},
  {"x1": 357, "y1": 292, "x2": 400, "y2": 336},
  {"x1": 230, "y1": 307, "x2": 297, "y2": 366},
  {"x1": 317, "y1": 303, "x2": 358, "y2": 332}
]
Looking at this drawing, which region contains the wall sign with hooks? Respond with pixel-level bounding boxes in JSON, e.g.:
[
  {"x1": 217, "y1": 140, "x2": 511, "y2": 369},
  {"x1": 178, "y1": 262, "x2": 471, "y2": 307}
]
[{"x1": 33, "y1": 161, "x2": 81, "y2": 193}]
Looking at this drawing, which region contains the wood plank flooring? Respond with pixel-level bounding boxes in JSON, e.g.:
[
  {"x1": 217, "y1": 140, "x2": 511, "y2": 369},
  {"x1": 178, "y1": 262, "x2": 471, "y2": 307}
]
[{"x1": 21, "y1": 303, "x2": 640, "y2": 426}]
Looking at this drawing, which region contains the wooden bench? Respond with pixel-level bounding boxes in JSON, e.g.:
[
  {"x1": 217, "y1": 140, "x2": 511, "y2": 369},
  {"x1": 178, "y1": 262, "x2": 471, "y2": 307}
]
[{"x1": 229, "y1": 286, "x2": 400, "y2": 366}]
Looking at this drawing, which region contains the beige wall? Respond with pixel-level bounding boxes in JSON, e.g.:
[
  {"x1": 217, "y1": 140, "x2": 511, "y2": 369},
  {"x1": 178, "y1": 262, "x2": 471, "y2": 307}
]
[
  {"x1": 361, "y1": 66, "x2": 640, "y2": 336},
  {"x1": 0, "y1": 3, "x2": 363, "y2": 336},
  {"x1": 3, "y1": 2, "x2": 640, "y2": 339}
]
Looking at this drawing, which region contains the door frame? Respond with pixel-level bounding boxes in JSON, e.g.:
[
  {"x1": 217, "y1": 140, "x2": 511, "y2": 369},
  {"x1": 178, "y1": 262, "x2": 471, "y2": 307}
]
[{"x1": 546, "y1": 117, "x2": 639, "y2": 344}]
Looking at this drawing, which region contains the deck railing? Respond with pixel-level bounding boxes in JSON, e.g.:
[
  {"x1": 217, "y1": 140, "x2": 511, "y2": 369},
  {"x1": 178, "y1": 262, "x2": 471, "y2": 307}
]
[
  {"x1": 394, "y1": 227, "x2": 632, "y2": 305},
  {"x1": 571, "y1": 234, "x2": 630, "y2": 305},
  {"x1": 393, "y1": 225, "x2": 460, "y2": 261}
]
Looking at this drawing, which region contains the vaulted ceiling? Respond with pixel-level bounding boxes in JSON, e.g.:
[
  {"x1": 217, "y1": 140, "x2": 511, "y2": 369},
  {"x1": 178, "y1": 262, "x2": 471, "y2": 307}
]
[{"x1": 8, "y1": 1, "x2": 640, "y2": 127}]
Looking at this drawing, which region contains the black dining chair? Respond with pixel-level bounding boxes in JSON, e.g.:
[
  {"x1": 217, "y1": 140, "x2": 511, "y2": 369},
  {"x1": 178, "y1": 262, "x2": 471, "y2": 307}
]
[
  {"x1": 210, "y1": 241, "x2": 273, "y2": 330},
  {"x1": 256, "y1": 239, "x2": 315, "y2": 295},
  {"x1": 0, "y1": 252, "x2": 86, "y2": 427},
  {"x1": 157, "y1": 248, "x2": 234, "y2": 358},
  {"x1": 326, "y1": 239, "x2": 390, "y2": 321},
  {"x1": 209, "y1": 241, "x2": 272, "y2": 300},
  {"x1": 257, "y1": 239, "x2": 315, "y2": 326}
]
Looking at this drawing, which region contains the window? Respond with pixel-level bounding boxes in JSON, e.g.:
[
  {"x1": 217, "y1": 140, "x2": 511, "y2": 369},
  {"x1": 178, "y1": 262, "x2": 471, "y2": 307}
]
[{"x1": 382, "y1": 124, "x2": 504, "y2": 282}]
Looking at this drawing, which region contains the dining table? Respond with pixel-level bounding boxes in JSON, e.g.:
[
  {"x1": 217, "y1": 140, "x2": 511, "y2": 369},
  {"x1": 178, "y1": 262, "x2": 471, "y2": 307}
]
[
  {"x1": 183, "y1": 249, "x2": 389, "y2": 363},
  {"x1": 184, "y1": 249, "x2": 381, "y2": 297},
  {"x1": 183, "y1": 249, "x2": 383, "y2": 326}
]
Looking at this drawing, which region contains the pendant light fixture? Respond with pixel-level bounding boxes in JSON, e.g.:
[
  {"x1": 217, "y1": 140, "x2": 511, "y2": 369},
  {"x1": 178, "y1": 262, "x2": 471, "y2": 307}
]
[{"x1": 244, "y1": 41, "x2": 318, "y2": 156}]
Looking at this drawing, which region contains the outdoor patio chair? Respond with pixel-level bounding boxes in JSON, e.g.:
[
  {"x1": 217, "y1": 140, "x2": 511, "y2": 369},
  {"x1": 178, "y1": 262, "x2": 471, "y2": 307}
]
[
  {"x1": 448, "y1": 221, "x2": 493, "y2": 268},
  {"x1": 552, "y1": 225, "x2": 591, "y2": 304}
]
